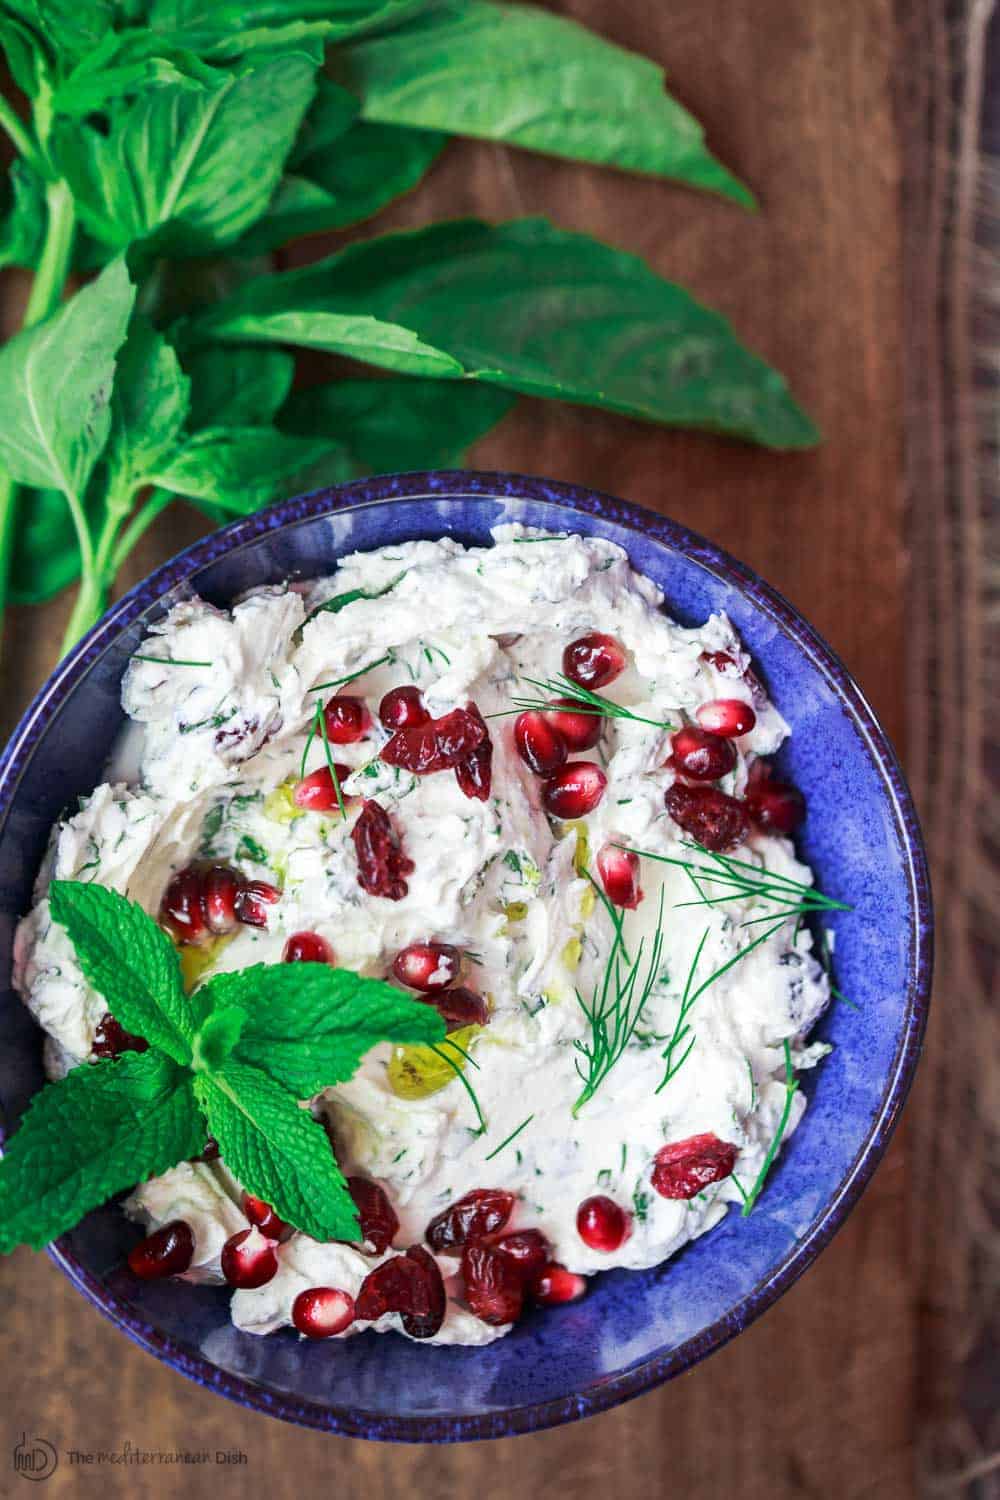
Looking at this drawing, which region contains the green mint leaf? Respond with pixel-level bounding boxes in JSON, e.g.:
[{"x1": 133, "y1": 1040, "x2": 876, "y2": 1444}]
[
  {"x1": 191, "y1": 1005, "x2": 245, "y2": 1073},
  {"x1": 236, "y1": 121, "x2": 445, "y2": 255},
  {"x1": 105, "y1": 317, "x2": 191, "y2": 500},
  {"x1": 0, "y1": 1051, "x2": 203, "y2": 1252},
  {"x1": 148, "y1": 426, "x2": 351, "y2": 513},
  {"x1": 50, "y1": 50, "x2": 319, "y2": 256},
  {"x1": 0, "y1": 159, "x2": 45, "y2": 272},
  {"x1": 282, "y1": 378, "x2": 514, "y2": 474},
  {"x1": 48, "y1": 881, "x2": 196, "y2": 1066},
  {"x1": 340, "y1": 0, "x2": 753, "y2": 208},
  {"x1": 205, "y1": 963, "x2": 445, "y2": 1098},
  {"x1": 0, "y1": 257, "x2": 135, "y2": 497},
  {"x1": 185, "y1": 218, "x2": 817, "y2": 449},
  {"x1": 195, "y1": 1060, "x2": 360, "y2": 1242},
  {"x1": 184, "y1": 347, "x2": 295, "y2": 429}
]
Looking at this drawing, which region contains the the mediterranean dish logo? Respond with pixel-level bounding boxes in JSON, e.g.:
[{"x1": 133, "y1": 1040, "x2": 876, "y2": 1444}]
[{"x1": 12, "y1": 1433, "x2": 58, "y2": 1482}]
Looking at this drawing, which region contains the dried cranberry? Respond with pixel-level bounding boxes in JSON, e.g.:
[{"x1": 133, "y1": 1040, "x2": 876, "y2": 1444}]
[
  {"x1": 514, "y1": 711, "x2": 567, "y2": 775},
  {"x1": 347, "y1": 1176, "x2": 399, "y2": 1254},
  {"x1": 576, "y1": 1195, "x2": 631, "y2": 1252},
  {"x1": 392, "y1": 941, "x2": 461, "y2": 991},
  {"x1": 379, "y1": 686, "x2": 430, "y2": 730},
  {"x1": 234, "y1": 879, "x2": 281, "y2": 927},
  {"x1": 454, "y1": 704, "x2": 493, "y2": 800},
  {"x1": 242, "y1": 1193, "x2": 289, "y2": 1241},
  {"x1": 493, "y1": 1229, "x2": 550, "y2": 1280},
  {"x1": 282, "y1": 930, "x2": 333, "y2": 964},
  {"x1": 746, "y1": 761, "x2": 805, "y2": 835},
  {"x1": 664, "y1": 783, "x2": 748, "y2": 852},
  {"x1": 221, "y1": 1227, "x2": 278, "y2": 1289},
  {"x1": 127, "y1": 1220, "x2": 195, "y2": 1280},
  {"x1": 596, "y1": 843, "x2": 643, "y2": 909},
  {"x1": 461, "y1": 1243, "x2": 524, "y2": 1325},
  {"x1": 542, "y1": 762, "x2": 607, "y2": 819},
  {"x1": 563, "y1": 633, "x2": 627, "y2": 689},
  {"x1": 91, "y1": 1015, "x2": 148, "y2": 1060},
  {"x1": 381, "y1": 706, "x2": 487, "y2": 775},
  {"x1": 651, "y1": 1133, "x2": 738, "y2": 1199},
  {"x1": 531, "y1": 1262, "x2": 586, "y2": 1305},
  {"x1": 355, "y1": 1246, "x2": 445, "y2": 1339},
  {"x1": 292, "y1": 1286, "x2": 355, "y2": 1338},
  {"x1": 425, "y1": 1188, "x2": 515, "y2": 1252},
  {"x1": 434, "y1": 986, "x2": 488, "y2": 1031},
  {"x1": 323, "y1": 696, "x2": 371, "y2": 744},
  {"x1": 669, "y1": 725, "x2": 737, "y2": 781},
  {"x1": 351, "y1": 800, "x2": 414, "y2": 901},
  {"x1": 544, "y1": 698, "x2": 602, "y2": 752},
  {"x1": 294, "y1": 765, "x2": 351, "y2": 811},
  {"x1": 696, "y1": 698, "x2": 756, "y2": 738},
  {"x1": 198, "y1": 1137, "x2": 221, "y2": 1162}
]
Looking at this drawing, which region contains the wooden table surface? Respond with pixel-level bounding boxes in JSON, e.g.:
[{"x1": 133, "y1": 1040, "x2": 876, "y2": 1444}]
[{"x1": 0, "y1": 2, "x2": 915, "y2": 1495}]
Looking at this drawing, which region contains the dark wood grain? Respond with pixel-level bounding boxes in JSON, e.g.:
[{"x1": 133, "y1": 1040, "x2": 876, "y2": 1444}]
[{"x1": 0, "y1": 1, "x2": 912, "y2": 1495}]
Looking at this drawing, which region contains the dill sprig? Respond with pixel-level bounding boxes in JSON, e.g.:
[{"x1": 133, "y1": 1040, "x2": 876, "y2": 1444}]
[
  {"x1": 309, "y1": 652, "x2": 391, "y2": 694},
  {"x1": 133, "y1": 654, "x2": 211, "y2": 667},
  {"x1": 489, "y1": 673, "x2": 672, "y2": 732},
  {"x1": 573, "y1": 888, "x2": 665, "y2": 1116},
  {"x1": 618, "y1": 841, "x2": 850, "y2": 920},
  {"x1": 656, "y1": 917, "x2": 787, "y2": 1093},
  {"x1": 732, "y1": 1040, "x2": 799, "y2": 1215},
  {"x1": 429, "y1": 1039, "x2": 487, "y2": 1135},
  {"x1": 300, "y1": 699, "x2": 347, "y2": 822},
  {"x1": 484, "y1": 1114, "x2": 534, "y2": 1161}
]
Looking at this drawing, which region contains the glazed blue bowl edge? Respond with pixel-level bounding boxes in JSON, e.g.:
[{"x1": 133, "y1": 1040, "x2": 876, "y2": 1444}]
[{"x1": 0, "y1": 471, "x2": 932, "y2": 1443}]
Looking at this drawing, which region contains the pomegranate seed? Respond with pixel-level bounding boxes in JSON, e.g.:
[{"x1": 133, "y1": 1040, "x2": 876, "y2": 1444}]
[
  {"x1": 282, "y1": 931, "x2": 333, "y2": 964},
  {"x1": 542, "y1": 762, "x2": 607, "y2": 819},
  {"x1": 234, "y1": 879, "x2": 280, "y2": 927},
  {"x1": 493, "y1": 1229, "x2": 550, "y2": 1280},
  {"x1": 392, "y1": 941, "x2": 461, "y2": 992},
  {"x1": 514, "y1": 711, "x2": 567, "y2": 775},
  {"x1": 160, "y1": 866, "x2": 209, "y2": 945},
  {"x1": 576, "y1": 1195, "x2": 631, "y2": 1252},
  {"x1": 563, "y1": 632, "x2": 627, "y2": 689},
  {"x1": 454, "y1": 704, "x2": 493, "y2": 800},
  {"x1": 292, "y1": 1286, "x2": 356, "y2": 1339},
  {"x1": 544, "y1": 698, "x2": 602, "y2": 752},
  {"x1": 425, "y1": 1188, "x2": 515, "y2": 1252},
  {"x1": 596, "y1": 842, "x2": 643, "y2": 909},
  {"x1": 379, "y1": 685, "x2": 429, "y2": 730},
  {"x1": 746, "y1": 762, "x2": 805, "y2": 835},
  {"x1": 127, "y1": 1220, "x2": 195, "y2": 1280},
  {"x1": 696, "y1": 698, "x2": 756, "y2": 738},
  {"x1": 323, "y1": 696, "x2": 371, "y2": 744},
  {"x1": 434, "y1": 986, "x2": 488, "y2": 1031},
  {"x1": 221, "y1": 1226, "x2": 278, "y2": 1289},
  {"x1": 381, "y1": 706, "x2": 487, "y2": 774},
  {"x1": 701, "y1": 649, "x2": 739, "y2": 676},
  {"x1": 651, "y1": 1133, "x2": 738, "y2": 1199},
  {"x1": 665, "y1": 783, "x2": 749, "y2": 852},
  {"x1": 203, "y1": 864, "x2": 242, "y2": 933},
  {"x1": 461, "y1": 1243, "x2": 524, "y2": 1325},
  {"x1": 355, "y1": 1246, "x2": 445, "y2": 1339},
  {"x1": 669, "y1": 725, "x2": 737, "y2": 781},
  {"x1": 532, "y1": 1262, "x2": 586, "y2": 1305},
  {"x1": 347, "y1": 1176, "x2": 399, "y2": 1254},
  {"x1": 294, "y1": 765, "x2": 351, "y2": 811},
  {"x1": 242, "y1": 1194, "x2": 289, "y2": 1241},
  {"x1": 91, "y1": 1015, "x2": 148, "y2": 1059},
  {"x1": 352, "y1": 800, "x2": 414, "y2": 900}
]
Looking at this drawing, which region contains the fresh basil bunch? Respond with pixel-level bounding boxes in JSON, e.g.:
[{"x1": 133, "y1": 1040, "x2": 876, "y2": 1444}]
[{"x1": 0, "y1": 0, "x2": 818, "y2": 657}]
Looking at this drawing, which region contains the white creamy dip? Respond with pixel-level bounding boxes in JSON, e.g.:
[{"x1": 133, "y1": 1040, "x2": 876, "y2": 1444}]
[{"x1": 14, "y1": 525, "x2": 830, "y2": 1346}]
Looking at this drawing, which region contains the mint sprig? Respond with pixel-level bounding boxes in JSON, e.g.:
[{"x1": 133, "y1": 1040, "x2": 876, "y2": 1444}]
[{"x1": 0, "y1": 880, "x2": 445, "y2": 1253}]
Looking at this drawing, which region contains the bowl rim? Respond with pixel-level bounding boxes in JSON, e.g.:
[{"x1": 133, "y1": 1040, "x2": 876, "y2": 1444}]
[{"x1": 0, "y1": 469, "x2": 932, "y2": 1443}]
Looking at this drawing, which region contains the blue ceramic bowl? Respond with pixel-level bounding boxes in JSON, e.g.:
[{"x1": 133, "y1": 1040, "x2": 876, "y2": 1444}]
[{"x1": 0, "y1": 472, "x2": 931, "y2": 1441}]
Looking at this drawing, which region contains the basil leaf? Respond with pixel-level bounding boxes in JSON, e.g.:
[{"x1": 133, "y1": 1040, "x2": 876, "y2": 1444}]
[
  {"x1": 49, "y1": 881, "x2": 197, "y2": 1065},
  {"x1": 51, "y1": 50, "x2": 319, "y2": 256},
  {"x1": 195, "y1": 1061, "x2": 360, "y2": 1242},
  {"x1": 147, "y1": 0, "x2": 432, "y2": 56},
  {"x1": 282, "y1": 377, "x2": 514, "y2": 472},
  {"x1": 188, "y1": 218, "x2": 818, "y2": 449},
  {"x1": 340, "y1": 0, "x2": 753, "y2": 208},
  {"x1": 289, "y1": 75, "x2": 359, "y2": 164},
  {"x1": 184, "y1": 347, "x2": 295, "y2": 429},
  {"x1": 3, "y1": 0, "x2": 115, "y2": 75},
  {"x1": 0, "y1": 256, "x2": 135, "y2": 498},
  {"x1": 205, "y1": 962, "x2": 444, "y2": 1097},
  {"x1": 9, "y1": 487, "x2": 98, "y2": 604},
  {"x1": 105, "y1": 318, "x2": 191, "y2": 499},
  {"x1": 148, "y1": 426, "x2": 352, "y2": 512},
  {"x1": 50, "y1": 33, "x2": 220, "y2": 116},
  {"x1": 237, "y1": 121, "x2": 445, "y2": 254},
  {"x1": 0, "y1": 1050, "x2": 203, "y2": 1252},
  {"x1": 0, "y1": 160, "x2": 45, "y2": 271}
]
